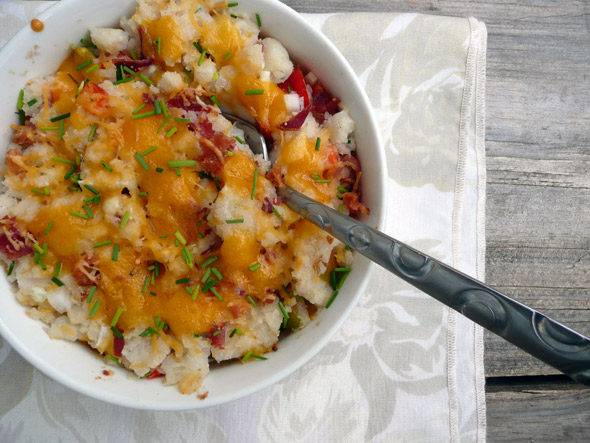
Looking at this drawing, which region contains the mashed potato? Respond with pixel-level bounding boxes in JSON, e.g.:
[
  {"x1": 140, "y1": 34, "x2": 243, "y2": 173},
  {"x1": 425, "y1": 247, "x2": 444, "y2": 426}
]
[{"x1": 1, "y1": 0, "x2": 367, "y2": 395}]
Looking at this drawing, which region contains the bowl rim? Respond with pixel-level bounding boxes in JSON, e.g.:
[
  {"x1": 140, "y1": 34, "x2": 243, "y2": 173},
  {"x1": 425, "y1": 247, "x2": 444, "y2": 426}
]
[{"x1": 0, "y1": 0, "x2": 387, "y2": 409}]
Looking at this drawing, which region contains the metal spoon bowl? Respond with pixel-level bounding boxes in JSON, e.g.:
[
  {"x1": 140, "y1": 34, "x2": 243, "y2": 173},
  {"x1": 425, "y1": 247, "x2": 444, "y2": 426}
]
[{"x1": 227, "y1": 113, "x2": 590, "y2": 386}]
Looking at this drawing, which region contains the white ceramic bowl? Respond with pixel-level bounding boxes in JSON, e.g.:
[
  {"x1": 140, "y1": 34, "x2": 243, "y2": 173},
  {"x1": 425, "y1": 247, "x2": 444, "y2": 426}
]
[{"x1": 0, "y1": 0, "x2": 386, "y2": 409}]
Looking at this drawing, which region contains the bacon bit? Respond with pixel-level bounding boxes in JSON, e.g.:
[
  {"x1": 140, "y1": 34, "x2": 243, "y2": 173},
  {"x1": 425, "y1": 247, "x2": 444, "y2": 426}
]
[
  {"x1": 30, "y1": 19, "x2": 44, "y2": 32},
  {"x1": 261, "y1": 197, "x2": 274, "y2": 214},
  {"x1": 209, "y1": 324, "x2": 226, "y2": 349},
  {"x1": 5, "y1": 148, "x2": 28, "y2": 178},
  {"x1": 102, "y1": 369, "x2": 113, "y2": 376},
  {"x1": 272, "y1": 342, "x2": 278, "y2": 352},
  {"x1": 0, "y1": 218, "x2": 33, "y2": 260},
  {"x1": 328, "y1": 153, "x2": 361, "y2": 190},
  {"x1": 199, "y1": 139, "x2": 225, "y2": 174},
  {"x1": 113, "y1": 54, "x2": 153, "y2": 71},
  {"x1": 147, "y1": 370, "x2": 164, "y2": 379},
  {"x1": 77, "y1": 82, "x2": 110, "y2": 117},
  {"x1": 141, "y1": 93, "x2": 158, "y2": 105},
  {"x1": 200, "y1": 232, "x2": 223, "y2": 255},
  {"x1": 11, "y1": 122, "x2": 41, "y2": 148},
  {"x1": 72, "y1": 254, "x2": 100, "y2": 287},
  {"x1": 279, "y1": 106, "x2": 310, "y2": 130},
  {"x1": 167, "y1": 87, "x2": 205, "y2": 113},
  {"x1": 228, "y1": 301, "x2": 249, "y2": 319},
  {"x1": 327, "y1": 236, "x2": 334, "y2": 244},
  {"x1": 198, "y1": 392, "x2": 209, "y2": 400},
  {"x1": 195, "y1": 119, "x2": 214, "y2": 139},
  {"x1": 343, "y1": 192, "x2": 370, "y2": 217},
  {"x1": 310, "y1": 83, "x2": 340, "y2": 124},
  {"x1": 267, "y1": 165, "x2": 285, "y2": 189},
  {"x1": 113, "y1": 335, "x2": 125, "y2": 357}
]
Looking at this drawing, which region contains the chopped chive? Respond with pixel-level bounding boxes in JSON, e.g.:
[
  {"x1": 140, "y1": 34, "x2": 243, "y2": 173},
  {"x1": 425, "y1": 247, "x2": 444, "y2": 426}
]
[
  {"x1": 174, "y1": 230, "x2": 187, "y2": 245},
  {"x1": 156, "y1": 167, "x2": 164, "y2": 173},
  {"x1": 210, "y1": 287, "x2": 223, "y2": 301},
  {"x1": 84, "y1": 204, "x2": 94, "y2": 218},
  {"x1": 16, "y1": 89, "x2": 24, "y2": 110},
  {"x1": 134, "y1": 153, "x2": 149, "y2": 171},
  {"x1": 242, "y1": 350, "x2": 253, "y2": 362},
  {"x1": 212, "y1": 330, "x2": 221, "y2": 337},
  {"x1": 123, "y1": 66, "x2": 136, "y2": 77},
  {"x1": 75, "y1": 80, "x2": 85, "y2": 98},
  {"x1": 228, "y1": 2, "x2": 238, "y2": 6},
  {"x1": 132, "y1": 104, "x2": 146, "y2": 115},
  {"x1": 101, "y1": 161, "x2": 112, "y2": 172},
  {"x1": 64, "y1": 165, "x2": 77, "y2": 180},
  {"x1": 245, "y1": 295, "x2": 257, "y2": 308},
  {"x1": 51, "y1": 276, "x2": 64, "y2": 287},
  {"x1": 191, "y1": 285, "x2": 200, "y2": 300},
  {"x1": 272, "y1": 208, "x2": 281, "y2": 218},
  {"x1": 70, "y1": 211, "x2": 89, "y2": 220},
  {"x1": 235, "y1": 136, "x2": 245, "y2": 144},
  {"x1": 153, "y1": 36, "x2": 161, "y2": 55},
  {"x1": 198, "y1": 49, "x2": 207, "y2": 66},
  {"x1": 338, "y1": 203, "x2": 344, "y2": 212},
  {"x1": 193, "y1": 41, "x2": 203, "y2": 52},
  {"x1": 176, "y1": 278, "x2": 191, "y2": 284},
  {"x1": 140, "y1": 146, "x2": 157, "y2": 156},
  {"x1": 52, "y1": 157, "x2": 75, "y2": 164},
  {"x1": 86, "y1": 286, "x2": 97, "y2": 304},
  {"x1": 133, "y1": 110, "x2": 156, "y2": 120},
  {"x1": 278, "y1": 301, "x2": 289, "y2": 321},
  {"x1": 40, "y1": 126, "x2": 59, "y2": 131},
  {"x1": 315, "y1": 137, "x2": 321, "y2": 151},
  {"x1": 75, "y1": 60, "x2": 92, "y2": 71},
  {"x1": 130, "y1": 49, "x2": 138, "y2": 60},
  {"x1": 138, "y1": 73, "x2": 154, "y2": 86},
  {"x1": 210, "y1": 95, "x2": 221, "y2": 107},
  {"x1": 211, "y1": 266, "x2": 223, "y2": 280},
  {"x1": 80, "y1": 38, "x2": 97, "y2": 49},
  {"x1": 138, "y1": 191, "x2": 148, "y2": 196},
  {"x1": 160, "y1": 100, "x2": 169, "y2": 118},
  {"x1": 110, "y1": 326, "x2": 124, "y2": 339},
  {"x1": 251, "y1": 353, "x2": 267, "y2": 360},
  {"x1": 184, "y1": 286, "x2": 194, "y2": 296},
  {"x1": 201, "y1": 256, "x2": 218, "y2": 268},
  {"x1": 201, "y1": 268, "x2": 212, "y2": 283},
  {"x1": 33, "y1": 244, "x2": 44, "y2": 255},
  {"x1": 230, "y1": 328, "x2": 237, "y2": 338},
  {"x1": 345, "y1": 245, "x2": 351, "y2": 251},
  {"x1": 251, "y1": 167, "x2": 258, "y2": 200},
  {"x1": 154, "y1": 99, "x2": 161, "y2": 115},
  {"x1": 53, "y1": 261, "x2": 62, "y2": 277},
  {"x1": 119, "y1": 211, "x2": 130, "y2": 229},
  {"x1": 112, "y1": 244, "x2": 120, "y2": 261},
  {"x1": 225, "y1": 218, "x2": 244, "y2": 224},
  {"x1": 245, "y1": 89, "x2": 264, "y2": 96},
  {"x1": 337, "y1": 270, "x2": 350, "y2": 289},
  {"x1": 255, "y1": 13, "x2": 262, "y2": 27},
  {"x1": 202, "y1": 278, "x2": 217, "y2": 292},
  {"x1": 89, "y1": 300, "x2": 101, "y2": 317},
  {"x1": 27, "y1": 98, "x2": 38, "y2": 107},
  {"x1": 141, "y1": 275, "x2": 150, "y2": 292},
  {"x1": 248, "y1": 263, "x2": 261, "y2": 272},
  {"x1": 31, "y1": 189, "x2": 47, "y2": 195},
  {"x1": 183, "y1": 247, "x2": 194, "y2": 267},
  {"x1": 85, "y1": 63, "x2": 99, "y2": 75},
  {"x1": 94, "y1": 240, "x2": 112, "y2": 248},
  {"x1": 7, "y1": 260, "x2": 15, "y2": 276},
  {"x1": 157, "y1": 115, "x2": 172, "y2": 133},
  {"x1": 223, "y1": 51, "x2": 232, "y2": 61},
  {"x1": 174, "y1": 118, "x2": 191, "y2": 123},
  {"x1": 83, "y1": 184, "x2": 99, "y2": 195},
  {"x1": 165, "y1": 127, "x2": 178, "y2": 138},
  {"x1": 18, "y1": 110, "x2": 25, "y2": 126},
  {"x1": 231, "y1": 13, "x2": 238, "y2": 18},
  {"x1": 225, "y1": 150, "x2": 234, "y2": 156},
  {"x1": 76, "y1": 154, "x2": 81, "y2": 166},
  {"x1": 316, "y1": 179, "x2": 331, "y2": 184},
  {"x1": 58, "y1": 119, "x2": 65, "y2": 141},
  {"x1": 311, "y1": 173, "x2": 321, "y2": 180},
  {"x1": 331, "y1": 270, "x2": 337, "y2": 290},
  {"x1": 44, "y1": 221, "x2": 54, "y2": 235},
  {"x1": 113, "y1": 76, "x2": 134, "y2": 85},
  {"x1": 150, "y1": 291, "x2": 157, "y2": 296},
  {"x1": 49, "y1": 112, "x2": 70, "y2": 123},
  {"x1": 326, "y1": 290, "x2": 339, "y2": 308},
  {"x1": 197, "y1": 232, "x2": 204, "y2": 239},
  {"x1": 212, "y1": 72, "x2": 219, "y2": 81},
  {"x1": 337, "y1": 186, "x2": 349, "y2": 193},
  {"x1": 159, "y1": 235, "x2": 168, "y2": 239},
  {"x1": 139, "y1": 327, "x2": 158, "y2": 337},
  {"x1": 111, "y1": 307, "x2": 124, "y2": 327}
]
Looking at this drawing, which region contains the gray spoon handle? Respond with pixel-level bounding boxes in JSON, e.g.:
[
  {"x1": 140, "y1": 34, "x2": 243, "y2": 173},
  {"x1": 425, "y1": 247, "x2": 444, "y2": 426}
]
[{"x1": 279, "y1": 186, "x2": 590, "y2": 385}]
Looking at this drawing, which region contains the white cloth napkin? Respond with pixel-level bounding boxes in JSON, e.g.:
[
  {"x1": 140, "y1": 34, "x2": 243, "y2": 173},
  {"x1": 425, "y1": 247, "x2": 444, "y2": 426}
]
[{"x1": 0, "y1": 2, "x2": 487, "y2": 441}]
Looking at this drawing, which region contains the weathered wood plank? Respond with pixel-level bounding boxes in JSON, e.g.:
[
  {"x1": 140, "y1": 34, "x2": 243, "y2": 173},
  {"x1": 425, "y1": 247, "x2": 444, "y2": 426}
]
[{"x1": 486, "y1": 378, "x2": 590, "y2": 442}]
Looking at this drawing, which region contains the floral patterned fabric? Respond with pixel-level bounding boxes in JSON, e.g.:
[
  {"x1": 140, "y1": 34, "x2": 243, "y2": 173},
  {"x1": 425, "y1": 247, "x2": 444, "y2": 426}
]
[{"x1": 0, "y1": 2, "x2": 487, "y2": 442}]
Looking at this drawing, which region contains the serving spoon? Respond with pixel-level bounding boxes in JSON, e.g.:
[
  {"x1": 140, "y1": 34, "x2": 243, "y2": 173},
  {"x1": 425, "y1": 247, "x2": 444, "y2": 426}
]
[{"x1": 227, "y1": 114, "x2": 590, "y2": 385}]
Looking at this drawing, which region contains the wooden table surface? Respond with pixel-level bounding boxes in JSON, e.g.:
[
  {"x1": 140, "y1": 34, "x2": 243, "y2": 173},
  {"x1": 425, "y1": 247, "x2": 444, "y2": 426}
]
[{"x1": 284, "y1": 0, "x2": 590, "y2": 440}]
